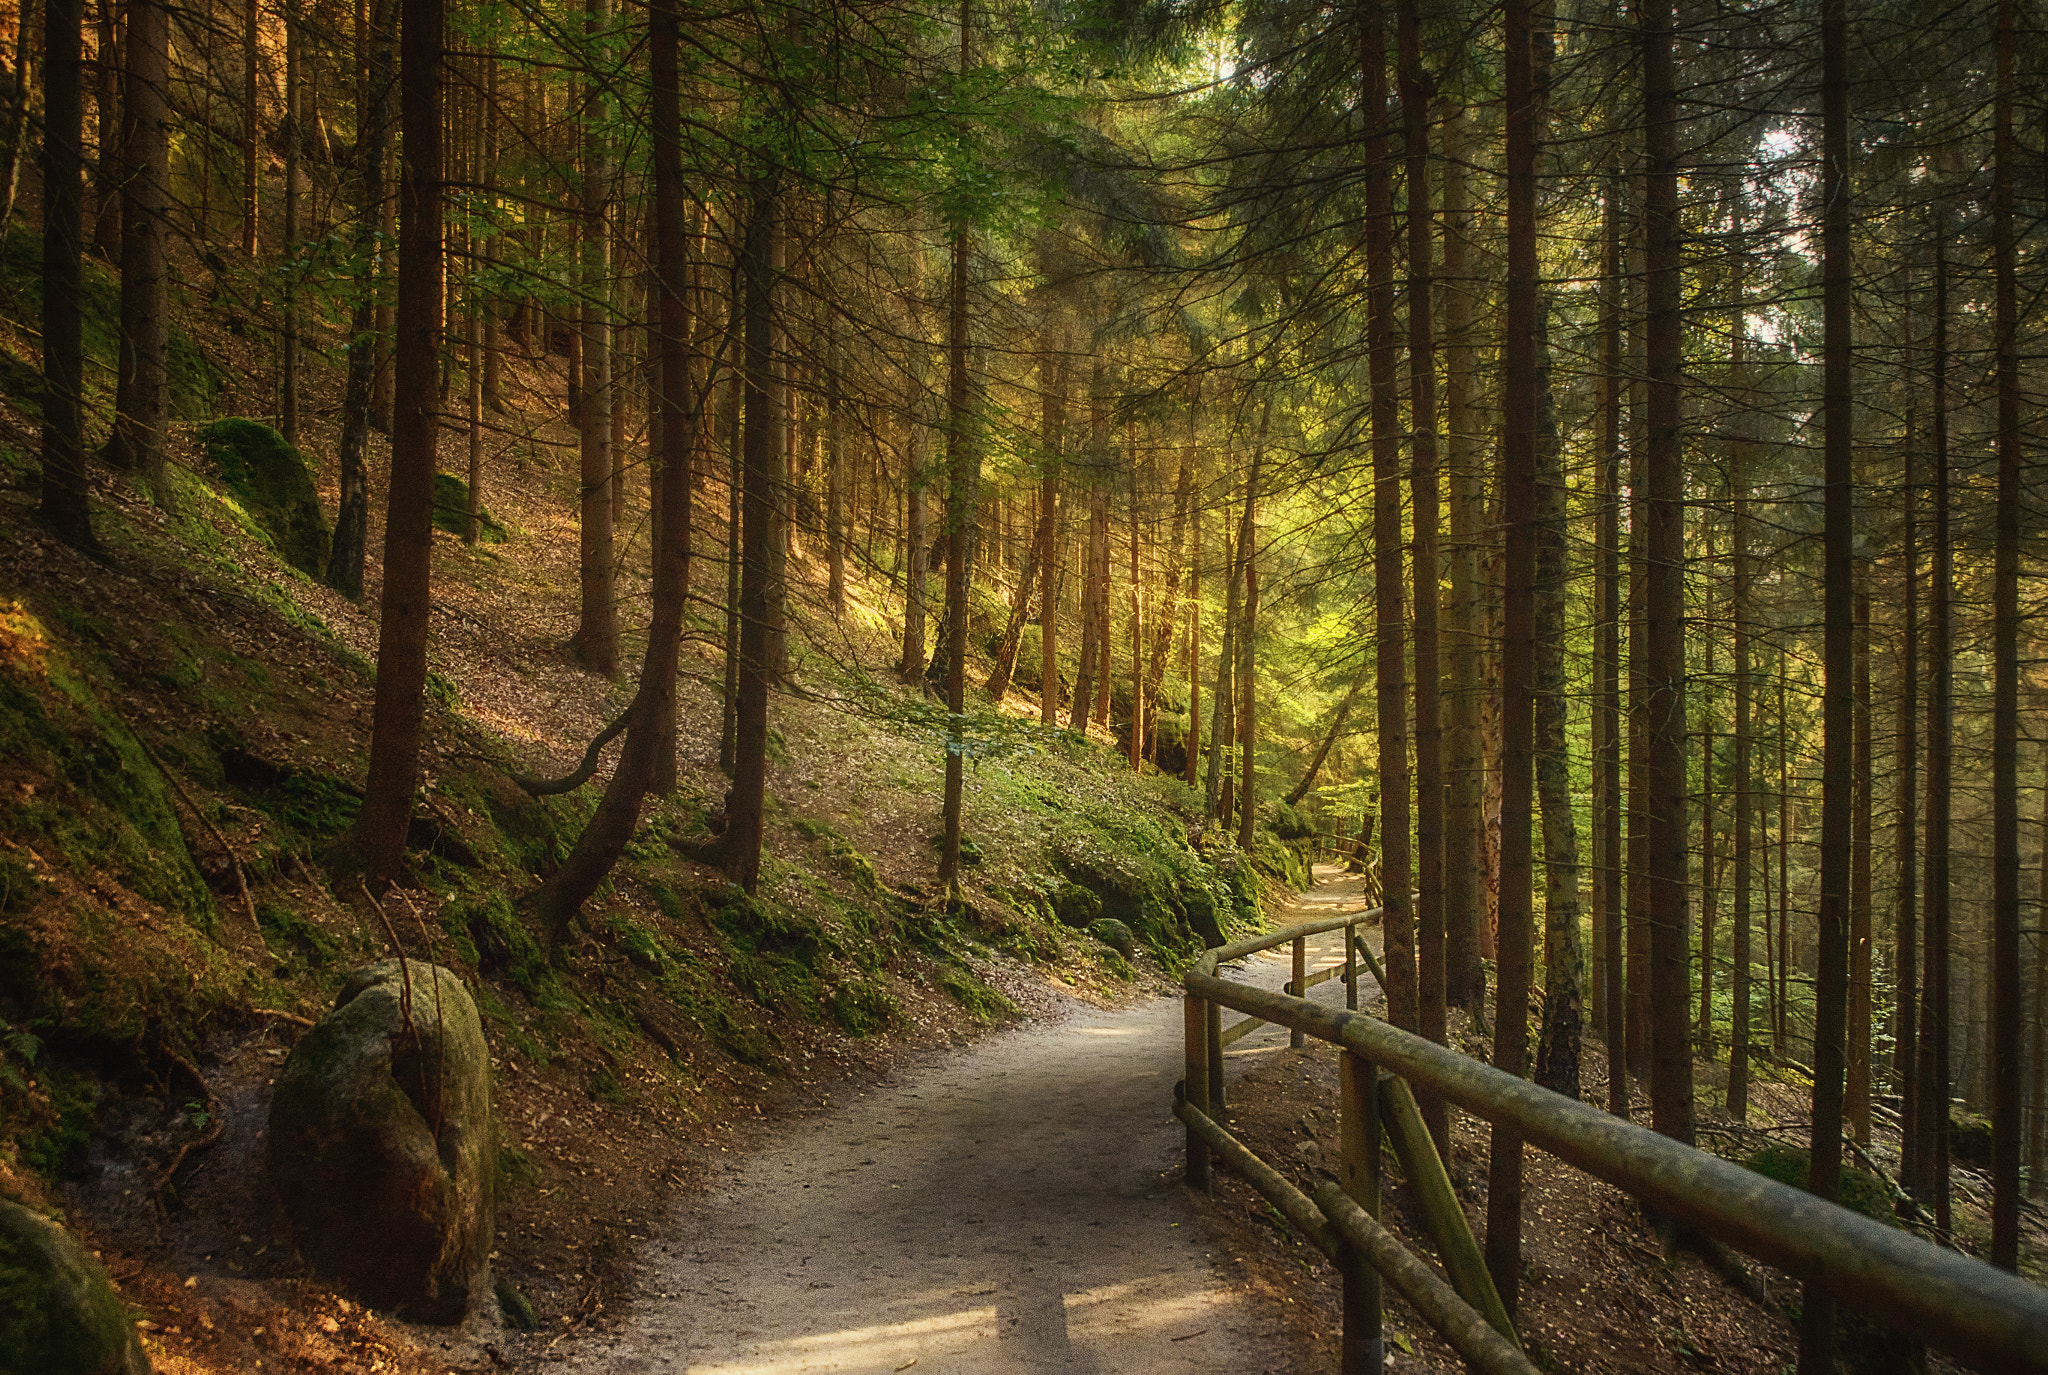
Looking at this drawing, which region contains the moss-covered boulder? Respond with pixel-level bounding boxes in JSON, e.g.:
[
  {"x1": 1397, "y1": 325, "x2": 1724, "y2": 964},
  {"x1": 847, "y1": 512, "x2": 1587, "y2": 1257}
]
[
  {"x1": 200, "y1": 419, "x2": 329, "y2": 576},
  {"x1": 431, "y1": 472, "x2": 508, "y2": 544},
  {"x1": 1052, "y1": 882, "x2": 1103, "y2": 929},
  {"x1": 0, "y1": 1202, "x2": 150, "y2": 1375},
  {"x1": 268, "y1": 960, "x2": 495, "y2": 1323},
  {"x1": 1088, "y1": 917, "x2": 1135, "y2": 957}
]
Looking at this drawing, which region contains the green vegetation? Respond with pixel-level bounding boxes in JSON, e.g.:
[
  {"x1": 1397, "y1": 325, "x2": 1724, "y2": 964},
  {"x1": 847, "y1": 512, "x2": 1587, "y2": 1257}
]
[{"x1": 199, "y1": 419, "x2": 331, "y2": 576}]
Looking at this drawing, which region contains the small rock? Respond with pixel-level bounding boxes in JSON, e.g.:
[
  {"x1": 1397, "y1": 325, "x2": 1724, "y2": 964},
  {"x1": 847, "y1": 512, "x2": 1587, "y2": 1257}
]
[{"x1": 0, "y1": 1200, "x2": 152, "y2": 1375}]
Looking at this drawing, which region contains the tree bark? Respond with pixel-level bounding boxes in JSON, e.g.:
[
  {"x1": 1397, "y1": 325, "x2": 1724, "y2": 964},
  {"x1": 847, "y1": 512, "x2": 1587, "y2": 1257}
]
[
  {"x1": 721, "y1": 173, "x2": 781, "y2": 894},
  {"x1": 1727, "y1": 306, "x2": 1754, "y2": 1122},
  {"x1": 92, "y1": 0, "x2": 121, "y2": 261},
  {"x1": 40, "y1": 0, "x2": 95, "y2": 553},
  {"x1": 1642, "y1": 0, "x2": 1692, "y2": 1146},
  {"x1": 348, "y1": 0, "x2": 442, "y2": 887},
  {"x1": 1366, "y1": 0, "x2": 1414, "y2": 1035},
  {"x1": 940, "y1": 15, "x2": 976, "y2": 898},
  {"x1": 1988, "y1": 0, "x2": 2023, "y2": 1270},
  {"x1": 1594, "y1": 170, "x2": 1624, "y2": 1098},
  {"x1": 901, "y1": 250, "x2": 930, "y2": 684},
  {"x1": 1442, "y1": 101, "x2": 1486, "y2": 1016},
  {"x1": 327, "y1": 0, "x2": 396, "y2": 599},
  {"x1": 571, "y1": 0, "x2": 618, "y2": 679},
  {"x1": 1235, "y1": 423, "x2": 1261, "y2": 850},
  {"x1": 1802, "y1": 0, "x2": 1853, "y2": 1355},
  {"x1": 1849, "y1": 584, "x2": 1872, "y2": 1142},
  {"x1": 100, "y1": 0, "x2": 170, "y2": 506},
  {"x1": 1489, "y1": 0, "x2": 1540, "y2": 1316},
  {"x1": 1037, "y1": 328, "x2": 1066, "y2": 726},
  {"x1": 530, "y1": 0, "x2": 695, "y2": 932}
]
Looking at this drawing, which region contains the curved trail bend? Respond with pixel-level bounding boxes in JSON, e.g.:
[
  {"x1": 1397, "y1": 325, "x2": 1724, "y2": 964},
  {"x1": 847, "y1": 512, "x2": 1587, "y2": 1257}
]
[{"x1": 578, "y1": 867, "x2": 1379, "y2": 1374}]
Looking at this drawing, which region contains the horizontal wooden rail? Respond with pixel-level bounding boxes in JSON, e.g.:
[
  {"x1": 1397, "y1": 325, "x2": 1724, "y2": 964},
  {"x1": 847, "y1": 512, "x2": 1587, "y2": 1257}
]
[{"x1": 1184, "y1": 953, "x2": 2048, "y2": 1373}]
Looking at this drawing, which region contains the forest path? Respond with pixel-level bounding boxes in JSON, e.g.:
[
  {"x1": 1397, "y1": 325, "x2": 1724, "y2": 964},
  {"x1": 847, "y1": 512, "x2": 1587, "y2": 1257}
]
[{"x1": 567, "y1": 867, "x2": 1379, "y2": 1375}]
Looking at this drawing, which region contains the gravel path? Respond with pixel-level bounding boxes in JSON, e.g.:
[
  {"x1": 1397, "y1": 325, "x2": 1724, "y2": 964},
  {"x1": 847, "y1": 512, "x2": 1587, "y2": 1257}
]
[{"x1": 572, "y1": 868, "x2": 1377, "y2": 1375}]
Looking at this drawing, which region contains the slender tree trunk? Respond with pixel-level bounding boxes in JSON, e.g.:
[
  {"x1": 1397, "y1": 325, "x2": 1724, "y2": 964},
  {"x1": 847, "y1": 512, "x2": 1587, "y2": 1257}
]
[
  {"x1": 720, "y1": 366, "x2": 742, "y2": 773},
  {"x1": 349, "y1": 0, "x2": 443, "y2": 886},
  {"x1": 1366, "y1": 0, "x2": 1414, "y2": 1034},
  {"x1": 1988, "y1": 0, "x2": 2023, "y2": 1270},
  {"x1": 1728, "y1": 309, "x2": 1754, "y2": 1121},
  {"x1": 1489, "y1": 0, "x2": 1540, "y2": 1315},
  {"x1": 1402, "y1": 0, "x2": 1448, "y2": 1155},
  {"x1": 572, "y1": 2, "x2": 618, "y2": 678},
  {"x1": 1072, "y1": 477, "x2": 1106, "y2": 733},
  {"x1": 901, "y1": 250, "x2": 930, "y2": 683},
  {"x1": 940, "y1": 24, "x2": 977, "y2": 898},
  {"x1": 1533, "y1": 293, "x2": 1583, "y2": 1102},
  {"x1": 1625, "y1": 180, "x2": 1651, "y2": 1083},
  {"x1": 2030, "y1": 769, "x2": 2047, "y2": 1200},
  {"x1": 721, "y1": 172, "x2": 781, "y2": 893},
  {"x1": 827, "y1": 301, "x2": 846, "y2": 617},
  {"x1": 1849, "y1": 585, "x2": 1873, "y2": 1142},
  {"x1": 1037, "y1": 330, "x2": 1066, "y2": 726},
  {"x1": 41, "y1": 0, "x2": 96, "y2": 552},
  {"x1": 1185, "y1": 499, "x2": 1201, "y2": 787},
  {"x1": 242, "y1": 0, "x2": 258, "y2": 254},
  {"x1": 1914, "y1": 215, "x2": 1954, "y2": 1236},
  {"x1": 1129, "y1": 454, "x2": 1145, "y2": 771},
  {"x1": 281, "y1": 20, "x2": 302, "y2": 445},
  {"x1": 92, "y1": 0, "x2": 121, "y2": 261},
  {"x1": 1236, "y1": 426, "x2": 1262, "y2": 851},
  {"x1": 1595, "y1": 171, "x2": 1624, "y2": 1102},
  {"x1": 1801, "y1": 12, "x2": 1854, "y2": 1362},
  {"x1": 1289, "y1": 672, "x2": 1365, "y2": 807},
  {"x1": 372, "y1": 183, "x2": 398, "y2": 432},
  {"x1": 101, "y1": 0, "x2": 170, "y2": 506},
  {"x1": 1778, "y1": 659, "x2": 1791, "y2": 1058},
  {"x1": 1895, "y1": 305, "x2": 1921, "y2": 1190},
  {"x1": 1443, "y1": 101, "x2": 1485, "y2": 1016},
  {"x1": 1699, "y1": 615, "x2": 1716, "y2": 1059},
  {"x1": 327, "y1": 0, "x2": 395, "y2": 599},
  {"x1": 1206, "y1": 513, "x2": 1237, "y2": 818},
  {"x1": 1642, "y1": 0, "x2": 1692, "y2": 1145}
]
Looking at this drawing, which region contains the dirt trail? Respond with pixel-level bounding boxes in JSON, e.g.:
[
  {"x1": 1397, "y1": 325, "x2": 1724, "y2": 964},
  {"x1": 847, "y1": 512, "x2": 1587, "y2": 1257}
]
[{"x1": 566, "y1": 869, "x2": 1374, "y2": 1375}]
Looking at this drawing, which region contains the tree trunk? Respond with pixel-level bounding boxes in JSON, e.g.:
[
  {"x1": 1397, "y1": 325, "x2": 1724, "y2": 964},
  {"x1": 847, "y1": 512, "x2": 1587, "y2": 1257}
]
[
  {"x1": 242, "y1": 0, "x2": 258, "y2": 254},
  {"x1": 827, "y1": 297, "x2": 846, "y2": 617},
  {"x1": 530, "y1": 0, "x2": 693, "y2": 932},
  {"x1": 1643, "y1": 0, "x2": 1692, "y2": 1144},
  {"x1": 1894, "y1": 297, "x2": 1921, "y2": 1192},
  {"x1": 1595, "y1": 170, "x2": 1624, "y2": 1099},
  {"x1": 327, "y1": 0, "x2": 395, "y2": 599},
  {"x1": 100, "y1": 0, "x2": 170, "y2": 506},
  {"x1": 1914, "y1": 220, "x2": 1954, "y2": 1234},
  {"x1": 1533, "y1": 296, "x2": 1582, "y2": 1103},
  {"x1": 1288, "y1": 671, "x2": 1365, "y2": 807},
  {"x1": 2030, "y1": 768, "x2": 2047, "y2": 1201},
  {"x1": 1489, "y1": 0, "x2": 1540, "y2": 1315},
  {"x1": 1036, "y1": 329, "x2": 1066, "y2": 725},
  {"x1": 1988, "y1": 0, "x2": 2023, "y2": 1270},
  {"x1": 939, "y1": 39, "x2": 976, "y2": 898},
  {"x1": 721, "y1": 172, "x2": 781, "y2": 894},
  {"x1": 1402, "y1": 0, "x2": 1447, "y2": 1156},
  {"x1": 900, "y1": 250, "x2": 930, "y2": 683},
  {"x1": 1698, "y1": 613, "x2": 1716, "y2": 1060},
  {"x1": 281, "y1": 19, "x2": 301, "y2": 445},
  {"x1": 1849, "y1": 585, "x2": 1872, "y2": 1142},
  {"x1": 1205, "y1": 515, "x2": 1237, "y2": 818},
  {"x1": 1727, "y1": 309, "x2": 1754, "y2": 1122},
  {"x1": 719, "y1": 366, "x2": 742, "y2": 773},
  {"x1": 1235, "y1": 422, "x2": 1262, "y2": 850},
  {"x1": 1366, "y1": 0, "x2": 1414, "y2": 1035},
  {"x1": 1442, "y1": 101, "x2": 1486, "y2": 1016},
  {"x1": 348, "y1": 0, "x2": 443, "y2": 887},
  {"x1": 571, "y1": 1, "x2": 618, "y2": 679},
  {"x1": 40, "y1": 0, "x2": 95, "y2": 552},
  {"x1": 92, "y1": 0, "x2": 122, "y2": 261},
  {"x1": 1184, "y1": 501, "x2": 1200, "y2": 787}
]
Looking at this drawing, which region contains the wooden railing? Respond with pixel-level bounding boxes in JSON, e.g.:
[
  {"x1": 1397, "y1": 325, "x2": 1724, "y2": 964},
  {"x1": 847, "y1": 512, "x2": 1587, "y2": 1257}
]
[{"x1": 1180, "y1": 918, "x2": 2048, "y2": 1375}]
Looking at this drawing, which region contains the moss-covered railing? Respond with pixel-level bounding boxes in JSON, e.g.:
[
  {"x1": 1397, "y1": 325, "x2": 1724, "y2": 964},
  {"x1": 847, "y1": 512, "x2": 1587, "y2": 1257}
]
[{"x1": 1179, "y1": 920, "x2": 2048, "y2": 1375}]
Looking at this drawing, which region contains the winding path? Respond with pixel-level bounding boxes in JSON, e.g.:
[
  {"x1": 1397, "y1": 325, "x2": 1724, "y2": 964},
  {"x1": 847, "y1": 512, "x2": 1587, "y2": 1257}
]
[{"x1": 577, "y1": 867, "x2": 1377, "y2": 1375}]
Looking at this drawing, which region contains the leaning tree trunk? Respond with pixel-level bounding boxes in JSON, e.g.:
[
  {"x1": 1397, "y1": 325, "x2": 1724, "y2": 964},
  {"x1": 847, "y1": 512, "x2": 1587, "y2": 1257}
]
[
  {"x1": 348, "y1": 0, "x2": 443, "y2": 887},
  {"x1": 530, "y1": 0, "x2": 694, "y2": 934}
]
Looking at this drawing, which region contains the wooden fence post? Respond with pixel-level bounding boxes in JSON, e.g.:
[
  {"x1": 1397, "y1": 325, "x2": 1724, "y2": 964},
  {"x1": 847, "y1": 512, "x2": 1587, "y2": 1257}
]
[
  {"x1": 1185, "y1": 995, "x2": 1210, "y2": 1189},
  {"x1": 1341, "y1": 1050, "x2": 1383, "y2": 1372},
  {"x1": 1347, "y1": 918, "x2": 1359, "y2": 1010},
  {"x1": 1207, "y1": 997, "x2": 1226, "y2": 1113},
  {"x1": 1292, "y1": 934, "x2": 1307, "y2": 1048}
]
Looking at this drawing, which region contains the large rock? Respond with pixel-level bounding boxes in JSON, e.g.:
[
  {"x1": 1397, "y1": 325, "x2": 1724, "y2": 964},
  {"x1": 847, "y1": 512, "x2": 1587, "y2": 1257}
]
[
  {"x1": 200, "y1": 418, "x2": 330, "y2": 576},
  {"x1": 0, "y1": 1201, "x2": 150, "y2": 1375},
  {"x1": 268, "y1": 960, "x2": 494, "y2": 1323}
]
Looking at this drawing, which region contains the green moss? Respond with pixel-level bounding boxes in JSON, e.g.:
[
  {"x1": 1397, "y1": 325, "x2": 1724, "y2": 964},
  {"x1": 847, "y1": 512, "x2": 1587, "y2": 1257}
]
[
  {"x1": 939, "y1": 968, "x2": 1016, "y2": 1025},
  {"x1": 827, "y1": 980, "x2": 898, "y2": 1037},
  {"x1": 0, "y1": 1202, "x2": 149, "y2": 1375},
  {"x1": 433, "y1": 472, "x2": 509, "y2": 543},
  {"x1": 199, "y1": 419, "x2": 331, "y2": 576},
  {"x1": 448, "y1": 894, "x2": 550, "y2": 996},
  {"x1": 495, "y1": 1277, "x2": 539, "y2": 1332},
  {"x1": 257, "y1": 901, "x2": 339, "y2": 969}
]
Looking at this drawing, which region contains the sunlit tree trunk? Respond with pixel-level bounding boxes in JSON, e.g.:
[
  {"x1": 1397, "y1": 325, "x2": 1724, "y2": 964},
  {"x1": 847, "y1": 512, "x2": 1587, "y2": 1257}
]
[
  {"x1": 1037, "y1": 327, "x2": 1066, "y2": 726},
  {"x1": 940, "y1": 2, "x2": 976, "y2": 898}
]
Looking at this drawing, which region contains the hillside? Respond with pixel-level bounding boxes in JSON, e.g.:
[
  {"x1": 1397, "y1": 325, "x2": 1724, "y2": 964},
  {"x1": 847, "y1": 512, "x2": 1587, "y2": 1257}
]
[{"x1": 0, "y1": 252, "x2": 1300, "y2": 1371}]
